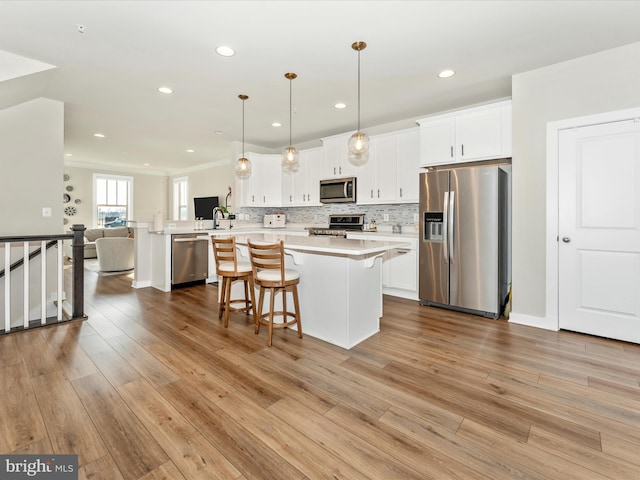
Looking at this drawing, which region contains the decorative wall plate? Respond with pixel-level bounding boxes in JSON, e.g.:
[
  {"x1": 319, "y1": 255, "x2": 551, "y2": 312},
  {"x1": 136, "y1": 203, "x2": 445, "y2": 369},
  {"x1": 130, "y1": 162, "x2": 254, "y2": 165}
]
[
  {"x1": 66, "y1": 185, "x2": 74, "y2": 191},
  {"x1": 63, "y1": 193, "x2": 71, "y2": 203},
  {"x1": 63, "y1": 218, "x2": 68, "y2": 225},
  {"x1": 64, "y1": 206, "x2": 77, "y2": 216},
  {"x1": 75, "y1": 199, "x2": 81, "y2": 204},
  {"x1": 64, "y1": 174, "x2": 70, "y2": 181}
]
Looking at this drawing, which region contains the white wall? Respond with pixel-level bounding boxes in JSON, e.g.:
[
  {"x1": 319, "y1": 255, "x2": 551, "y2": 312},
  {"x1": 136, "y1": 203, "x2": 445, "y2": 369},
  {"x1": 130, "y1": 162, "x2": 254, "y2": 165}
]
[
  {"x1": 0, "y1": 98, "x2": 64, "y2": 235},
  {"x1": 511, "y1": 41, "x2": 640, "y2": 322},
  {"x1": 63, "y1": 165, "x2": 168, "y2": 228}
]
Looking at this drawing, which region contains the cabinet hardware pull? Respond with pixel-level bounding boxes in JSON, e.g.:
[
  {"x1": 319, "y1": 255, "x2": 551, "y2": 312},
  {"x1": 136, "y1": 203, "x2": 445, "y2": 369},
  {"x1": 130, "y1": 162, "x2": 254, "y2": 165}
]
[
  {"x1": 377, "y1": 189, "x2": 380, "y2": 198},
  {"x1": 450, "y1": 146, "x2": 453, "y2": 158},
  {"x1": 370, "y1": 189, "x2": 373, "y2": 198},
  {"x1": 461, "y1": 144, "x2": 464, "y2": 156},
  {"x1": 399, "y1": 188, "x2": 403, "y2": 197}
]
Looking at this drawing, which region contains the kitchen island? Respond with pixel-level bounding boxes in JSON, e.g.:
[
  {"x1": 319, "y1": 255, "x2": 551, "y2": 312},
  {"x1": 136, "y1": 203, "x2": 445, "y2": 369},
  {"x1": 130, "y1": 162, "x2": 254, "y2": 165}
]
[
  {"x1": 132, "y1": 226, "x2": 409, "y2": 349},
  {"x1": 232, "y1": 233, "x2": 409, "y2": 349}
]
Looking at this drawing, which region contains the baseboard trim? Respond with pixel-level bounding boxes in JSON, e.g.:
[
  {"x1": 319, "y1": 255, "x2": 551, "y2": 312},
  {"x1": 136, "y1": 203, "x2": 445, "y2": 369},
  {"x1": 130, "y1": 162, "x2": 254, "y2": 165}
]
[
  {"x1": 131, "y1": 280, "x2": 151, "y2": 289},
  {"x1": 509, "y1": 312, "x2": 558, "y2": 331}
]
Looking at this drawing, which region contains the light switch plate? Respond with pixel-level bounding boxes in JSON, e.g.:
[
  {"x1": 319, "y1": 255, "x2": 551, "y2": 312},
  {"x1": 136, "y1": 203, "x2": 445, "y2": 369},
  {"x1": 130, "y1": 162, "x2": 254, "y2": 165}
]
[
  {"x1": 42, "y1": 207, "x2": 52, "y2": 217},
  {"x1": 383, "y1": 214, "x2": 389, "y2": 222}
]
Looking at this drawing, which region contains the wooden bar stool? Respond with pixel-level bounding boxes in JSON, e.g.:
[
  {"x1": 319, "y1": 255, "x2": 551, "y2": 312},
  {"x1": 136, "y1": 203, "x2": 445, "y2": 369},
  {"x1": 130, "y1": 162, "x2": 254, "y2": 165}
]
[
  {"x1": 247, "y1": 240, "x2": 302, "y2": 347},
  {"x1": 211, "y1": 236, "x2": 255, "y2": 327}
]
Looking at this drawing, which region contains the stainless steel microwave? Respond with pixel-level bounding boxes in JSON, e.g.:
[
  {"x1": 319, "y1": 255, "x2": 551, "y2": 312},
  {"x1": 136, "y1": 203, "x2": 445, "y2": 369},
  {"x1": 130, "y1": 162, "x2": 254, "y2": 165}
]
[{"x1": 320, "y1": 177, "x2": 357, "y2": 203}]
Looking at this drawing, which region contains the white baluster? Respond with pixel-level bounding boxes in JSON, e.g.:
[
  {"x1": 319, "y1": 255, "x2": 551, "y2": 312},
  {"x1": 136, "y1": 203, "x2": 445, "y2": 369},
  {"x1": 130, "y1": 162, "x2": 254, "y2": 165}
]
[
  {"x1": 4, "y1": 242, "x2": 10, "y2": 333},
  {"x1": 57, "y1": 240, "x2": 63, "y2": 320},
  {"x1": 41, "y1": 240, "x2": 46, "y2": 325},
  {"x1": 23, "y1": 242, "x2": 29, "y2": 329}
]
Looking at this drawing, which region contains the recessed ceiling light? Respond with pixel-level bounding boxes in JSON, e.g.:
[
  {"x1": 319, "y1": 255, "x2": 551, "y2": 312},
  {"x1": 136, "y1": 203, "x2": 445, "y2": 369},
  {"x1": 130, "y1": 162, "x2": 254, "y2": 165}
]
[
  {"x1": 65, "y1": 153, "x2": 72, "y2": 157},
  {"x1": 334, "y1": 103, "x2": 347, "y2": 109},
  {"x1": 186, "y1": 149, "x2": 194, "y2": 153},
  {"x1": 94, "y1": 133, "x2": 105, "y2": 138},
  {"x1": 272, "y1": 122, "x2": 282, "y2": 127},
  {"x1": 438, "y1": 69, "x2": 456, "y2": 78},
  {"x1": 214, "y1": 130, "x2": 223, "y2": 135},
  {"x1": 215, "y1": 46, "x2": 235, "y2": 57},
  {"x1": 158, "y1": 86, "x2": 173, "y2": 94},
  {"x1": 143, "y1": 163, "x2": 150, "y2": 166}
]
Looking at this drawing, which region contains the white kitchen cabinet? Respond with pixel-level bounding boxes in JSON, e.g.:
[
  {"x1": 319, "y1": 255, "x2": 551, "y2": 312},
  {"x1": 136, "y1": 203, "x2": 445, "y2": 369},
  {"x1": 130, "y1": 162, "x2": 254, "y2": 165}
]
[
  {"x1": 418, "y1": 100, "x2": 512, "y2": 167},
  {"x1": 321, "y1": 132, "x2": 362, "y2": 179},
  {"x1": 359, "y1": 128, "x2": 420, "y2": 205},
  {"x1": 236, "y1": 153, "x2": 282, "y2": 207},
  {"x1": 347, "y1": 233, "x2": 418, "y2": 300},
  {"x1": 395, "y1": 128, "x2": 420, "y2": 202},
  {"x1": 359, "y1": 133, "x2": 397, "y2": 204},
  {"x1": 282, "y1": 147, "x2": 323, "y2": 206}
]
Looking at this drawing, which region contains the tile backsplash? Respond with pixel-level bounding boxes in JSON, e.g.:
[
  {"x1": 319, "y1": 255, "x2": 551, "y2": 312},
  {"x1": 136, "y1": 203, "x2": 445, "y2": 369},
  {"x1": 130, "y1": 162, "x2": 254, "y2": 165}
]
[{"x1": 238, "y1": 203, "x2": 418, "y2": 227}]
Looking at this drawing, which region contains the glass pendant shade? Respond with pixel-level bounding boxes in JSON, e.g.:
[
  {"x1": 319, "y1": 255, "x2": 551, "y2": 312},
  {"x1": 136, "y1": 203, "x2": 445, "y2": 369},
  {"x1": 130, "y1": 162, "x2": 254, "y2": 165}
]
[
  {"x1": 282, "y1": 146, "x2": 300, "y2": 174},
  {"x1": 235, "y1": 157, "x2": 251, "y2": 179}
]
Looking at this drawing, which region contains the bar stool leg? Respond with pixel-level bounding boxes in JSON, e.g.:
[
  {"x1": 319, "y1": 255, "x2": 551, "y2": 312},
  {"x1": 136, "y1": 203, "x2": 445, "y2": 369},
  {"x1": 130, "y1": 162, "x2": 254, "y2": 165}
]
[
  {"x1": 218, "y1": 276, "x2": 227, "y2": 320},
  {"x1": 224, "y1": 276, "x2": 233, "y2": 328},
  {"x1": 292, "y1": 284, "x2": 302, "y2": 338},
  {"x1": 268, "y1": 287, "x2": 276, "y2": 347},
  {"x1": 255, "y1": 285, "x2": 265, "y2": 334}
]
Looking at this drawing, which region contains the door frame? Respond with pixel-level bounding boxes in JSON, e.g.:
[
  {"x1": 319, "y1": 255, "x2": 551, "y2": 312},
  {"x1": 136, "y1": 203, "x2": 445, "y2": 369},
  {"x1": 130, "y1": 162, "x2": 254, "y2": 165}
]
[{"x1": 545, "y1": 106, "x2": 640, "y2": 331}]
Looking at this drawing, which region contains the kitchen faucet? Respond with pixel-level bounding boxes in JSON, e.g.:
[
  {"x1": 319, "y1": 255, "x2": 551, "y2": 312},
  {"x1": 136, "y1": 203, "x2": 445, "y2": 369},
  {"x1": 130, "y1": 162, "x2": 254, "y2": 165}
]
[{"x1": 212, "y1": 207, "x2": 224, "y2": 229}]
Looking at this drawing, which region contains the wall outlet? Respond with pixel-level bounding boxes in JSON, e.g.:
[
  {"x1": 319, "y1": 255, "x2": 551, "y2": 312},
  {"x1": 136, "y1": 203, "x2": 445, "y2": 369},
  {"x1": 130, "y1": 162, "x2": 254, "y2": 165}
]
[
  {"x1": 383, "y1": 214, "x2": 389, "y2": 222},
  {"x1": 414, "y1": 213, "x2": 419, "y2": 223},
  {"x1": 42, "y1": 207, "x2": 52, "y2": 217}
]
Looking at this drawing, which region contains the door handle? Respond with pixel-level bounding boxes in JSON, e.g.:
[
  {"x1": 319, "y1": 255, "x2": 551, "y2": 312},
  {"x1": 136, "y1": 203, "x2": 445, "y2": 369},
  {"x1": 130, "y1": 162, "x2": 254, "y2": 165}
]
[
  {"x1": 562, "y1": 237, "x2": 571, "y2": 243},
  {"x1": 443, "y1": 191, "x2": 449, "y2": 264}
]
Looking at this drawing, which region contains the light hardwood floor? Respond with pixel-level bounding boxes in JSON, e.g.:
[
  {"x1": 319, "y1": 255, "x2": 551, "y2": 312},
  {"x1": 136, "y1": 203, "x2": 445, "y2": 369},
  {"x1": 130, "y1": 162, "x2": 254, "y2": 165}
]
[{"x1": 2, "y1": 269, "x2": 640, "y2": 479}]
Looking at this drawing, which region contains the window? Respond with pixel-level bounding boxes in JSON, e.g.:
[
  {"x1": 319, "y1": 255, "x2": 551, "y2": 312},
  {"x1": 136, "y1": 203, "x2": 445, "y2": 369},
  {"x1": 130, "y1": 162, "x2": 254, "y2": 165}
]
[
  {"x1": 94, "y1": 174, "x2": 133, "y2": 228},
  {"x1": 173, "y1": 176, "x2": 188, "y2": 220}
]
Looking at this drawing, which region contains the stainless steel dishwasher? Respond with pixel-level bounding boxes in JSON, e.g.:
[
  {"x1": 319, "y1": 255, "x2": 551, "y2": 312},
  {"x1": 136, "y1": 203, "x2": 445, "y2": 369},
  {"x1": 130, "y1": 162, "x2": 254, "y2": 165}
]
[{"x1": 171, "y1": 234, "x2": 209, "y2": 286}]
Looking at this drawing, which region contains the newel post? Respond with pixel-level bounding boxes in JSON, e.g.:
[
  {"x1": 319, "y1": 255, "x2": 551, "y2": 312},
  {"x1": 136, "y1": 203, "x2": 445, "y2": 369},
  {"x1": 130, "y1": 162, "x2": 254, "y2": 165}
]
[{"x1": 71, "y1": 224, "x2": 87, "y2": 319}]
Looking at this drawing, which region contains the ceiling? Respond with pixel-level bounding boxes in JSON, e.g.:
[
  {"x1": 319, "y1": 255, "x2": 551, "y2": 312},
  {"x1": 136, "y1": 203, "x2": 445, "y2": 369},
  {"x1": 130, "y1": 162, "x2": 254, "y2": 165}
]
[{"x1": 1, "y1": 1, "x2": 640, "y2": 175}]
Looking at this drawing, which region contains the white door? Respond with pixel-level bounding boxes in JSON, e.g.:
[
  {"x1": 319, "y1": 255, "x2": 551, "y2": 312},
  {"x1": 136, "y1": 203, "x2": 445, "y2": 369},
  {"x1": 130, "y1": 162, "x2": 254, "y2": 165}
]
[{"x1": 559, "y1": 119, "x2": 640, "y2": 343}]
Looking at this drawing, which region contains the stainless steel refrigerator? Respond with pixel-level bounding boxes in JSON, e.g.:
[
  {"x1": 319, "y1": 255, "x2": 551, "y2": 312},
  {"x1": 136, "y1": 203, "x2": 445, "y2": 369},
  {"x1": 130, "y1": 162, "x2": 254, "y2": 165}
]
[{"x1": 419, "y1": 164, "x2": 510, "y2": 319}]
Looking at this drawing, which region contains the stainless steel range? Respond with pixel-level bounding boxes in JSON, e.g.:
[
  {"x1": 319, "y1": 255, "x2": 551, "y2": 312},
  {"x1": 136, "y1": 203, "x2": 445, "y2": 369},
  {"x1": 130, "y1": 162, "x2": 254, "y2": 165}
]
[{"x1": 308, "y1": 214, "x2": 365, "y2": 238}]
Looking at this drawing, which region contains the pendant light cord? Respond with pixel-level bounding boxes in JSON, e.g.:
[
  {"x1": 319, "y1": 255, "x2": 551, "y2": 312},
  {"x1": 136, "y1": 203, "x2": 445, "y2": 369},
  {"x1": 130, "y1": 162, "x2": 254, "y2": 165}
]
[
  {"x1": 289, "y1": 77, "x2": 293, "y2": 146},
  {"x1": 242, "y1": 98, "x2": 245, "y2": 157},
  {"x1": 357, "y1": 48, "x2": 361, "y2": 133}
]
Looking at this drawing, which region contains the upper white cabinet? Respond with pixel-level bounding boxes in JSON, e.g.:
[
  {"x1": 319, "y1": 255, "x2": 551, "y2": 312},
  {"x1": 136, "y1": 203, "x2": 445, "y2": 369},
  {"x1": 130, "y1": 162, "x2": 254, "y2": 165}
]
[
  {"x1": 321, "y1": 132, "x2": 362, "y2": 179},
  {"x1": 282, "y1": 147, "x2": 323, "y2": 206},
  {"x1": 395, "y1": 128, "x2": 420, "y2": 202},
  {"x1": 418, "y1": 100, "x2": 512, "y2": 167},
  {"x1": 236, "y1": 153, "x2": 282, "y2": 207},
  {"x1": 359, "y1": 127, "x2": 420, "y2": 204}
]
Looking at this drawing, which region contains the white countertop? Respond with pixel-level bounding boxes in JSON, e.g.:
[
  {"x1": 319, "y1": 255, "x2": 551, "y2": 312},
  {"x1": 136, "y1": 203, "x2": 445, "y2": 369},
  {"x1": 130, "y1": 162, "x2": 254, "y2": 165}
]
[{"x1": 232, "y1": 233, "x2": 410, "y2": 256}]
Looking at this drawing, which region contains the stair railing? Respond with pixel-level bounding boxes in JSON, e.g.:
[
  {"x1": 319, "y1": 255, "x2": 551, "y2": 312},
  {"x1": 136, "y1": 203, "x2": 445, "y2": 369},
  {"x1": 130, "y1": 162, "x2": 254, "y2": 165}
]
[{"x1": 0, "y1": 224, "x2": 86, "y2": 334}]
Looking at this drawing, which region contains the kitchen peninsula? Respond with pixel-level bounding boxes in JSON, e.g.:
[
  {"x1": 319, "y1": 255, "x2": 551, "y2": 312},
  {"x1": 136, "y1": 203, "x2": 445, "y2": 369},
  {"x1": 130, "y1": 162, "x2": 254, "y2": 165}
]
[{"x1": 133, "y1": 227, "x2": 409, "y2": 349}]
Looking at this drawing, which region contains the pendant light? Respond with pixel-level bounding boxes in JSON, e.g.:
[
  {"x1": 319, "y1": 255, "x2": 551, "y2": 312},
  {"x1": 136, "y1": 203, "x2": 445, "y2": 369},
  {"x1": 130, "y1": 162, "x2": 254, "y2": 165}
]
[
  {"x1": 235, "y1": 94, "x2": 251, "y2": 179},
  {"x1": 282, "y1": 72, "x2": 300, "y2": 174},
  {"x1": 348, "y1": 41, "x2": 369, "y2": 166}
]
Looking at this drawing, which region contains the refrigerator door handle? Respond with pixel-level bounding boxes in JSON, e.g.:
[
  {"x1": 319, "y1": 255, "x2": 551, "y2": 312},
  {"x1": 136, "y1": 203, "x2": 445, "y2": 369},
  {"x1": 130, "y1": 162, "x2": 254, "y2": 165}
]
[
  {"x1": 448, "y1": 191, "x2": 455, "y2": 263},
  {"x1": 443, "y1": 191, "x2": 449, "y2": 264}
]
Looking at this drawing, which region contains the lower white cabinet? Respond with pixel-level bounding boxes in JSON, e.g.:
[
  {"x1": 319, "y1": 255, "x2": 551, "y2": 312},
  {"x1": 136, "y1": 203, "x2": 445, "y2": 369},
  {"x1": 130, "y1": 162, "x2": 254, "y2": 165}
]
[{"x1": 347, "y1": 233, "x2": 418, "y2": 300}]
